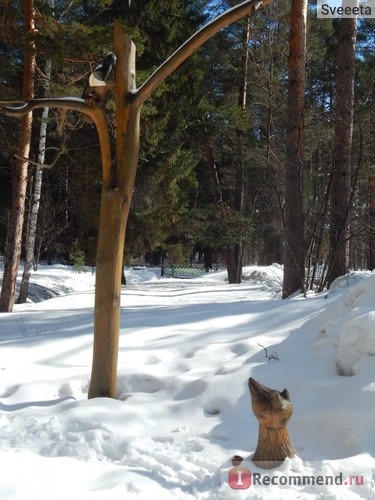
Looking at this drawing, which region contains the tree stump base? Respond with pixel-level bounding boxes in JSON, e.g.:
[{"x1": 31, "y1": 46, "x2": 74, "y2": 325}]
[{"x1": 249, "y1": 377, "x2": 295, "y2": 469}]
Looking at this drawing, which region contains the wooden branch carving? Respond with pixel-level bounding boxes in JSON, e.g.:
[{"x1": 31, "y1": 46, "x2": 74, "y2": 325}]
[
  {"x1": 0, "y1": 98, "x2": 112, "y2": 184},
  {"x1": 134, "y1": 0, "x2": 268, "y2": 106},
  {"x1": 1, "y1": 97, "x2": 98, "y2": 120}
]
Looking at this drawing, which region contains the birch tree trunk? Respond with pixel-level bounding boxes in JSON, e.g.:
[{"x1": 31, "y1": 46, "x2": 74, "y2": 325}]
[
  {"x1": 0, "y1": 0, "x2": 36, "y2": 312},
  {"x1": 282, "y1": 0, "x2": 307, "y2": 298},
  {"x1": 17, "y1": 59, "x2": 52, "y2": 304}
]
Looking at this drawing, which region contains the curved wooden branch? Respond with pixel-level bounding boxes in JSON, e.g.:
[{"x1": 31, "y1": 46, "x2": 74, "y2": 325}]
[
  {"x1": 134, "y1": 0, "x2": 265, "y2": 106},
  {"x1": 0, "y1": 97, "x2": 112, "y2": 184},
  {"x1": 1, "y1": 97, "x2": 90, "y2": 116},
  {"x1": 0, "y1": 99, "x2": 25, "y2": 104}
]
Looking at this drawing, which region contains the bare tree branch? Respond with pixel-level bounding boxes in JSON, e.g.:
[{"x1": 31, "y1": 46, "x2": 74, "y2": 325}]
[{"x1": 14, "y1": 146, "x2": 65, "y2": 170}]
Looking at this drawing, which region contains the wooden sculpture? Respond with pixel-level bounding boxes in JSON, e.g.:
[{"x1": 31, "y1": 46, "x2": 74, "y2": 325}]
[
  {"x1": 249, "y1": 377, "x2": 295, "y2": 468},
  {"x1": 233, "y1": 377, "x2": 295, "y2": 469}
]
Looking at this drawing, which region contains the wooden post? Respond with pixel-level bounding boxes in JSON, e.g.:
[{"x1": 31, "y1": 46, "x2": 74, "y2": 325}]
[
  {"x1": 88, "y1": 24, "x2": 139, "y2": 399},
  {"x1": 248, "y1": 377, "x2": 295, "y2": 469}
]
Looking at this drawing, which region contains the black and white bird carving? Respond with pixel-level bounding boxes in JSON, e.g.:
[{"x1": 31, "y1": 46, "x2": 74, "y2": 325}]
[{"x1": 82, "y1": 52, "x2": 117, "y2": 121}]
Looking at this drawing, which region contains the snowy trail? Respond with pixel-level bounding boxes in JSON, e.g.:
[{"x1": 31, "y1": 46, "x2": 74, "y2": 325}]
[{"x1": 0, "y1": 265, "x2": 374, "y2": 499}]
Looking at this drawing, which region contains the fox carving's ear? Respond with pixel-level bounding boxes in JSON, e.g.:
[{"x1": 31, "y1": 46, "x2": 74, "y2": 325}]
[{"x1": 280, "y1": 388, "x2": 290, "y2": 401}]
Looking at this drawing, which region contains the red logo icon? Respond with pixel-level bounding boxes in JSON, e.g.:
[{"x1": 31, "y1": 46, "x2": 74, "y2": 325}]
[{"x1": 228, "y1": 466, "x2": 252, "y2": 489}]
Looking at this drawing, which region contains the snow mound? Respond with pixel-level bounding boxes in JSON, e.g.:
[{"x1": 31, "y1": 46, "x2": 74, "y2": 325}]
[
  {"x1": 126, "y1": 267, "x2": 161, "y2": 284},
  {"x1": 242, "y1": 264, "x2": 283, "y2": 293},
  {"x1": 335, "y1": 273, "x2": 375, "y2": 376},
  {"x1": 329, "y1": 270, "x2": 372, "y2": 294},
  {"x1": 312, "y1": 272, "x2": 375, "y2": 376},
  {"x1": 337, "y1": 312, "x2": 375, "y2": 376}
]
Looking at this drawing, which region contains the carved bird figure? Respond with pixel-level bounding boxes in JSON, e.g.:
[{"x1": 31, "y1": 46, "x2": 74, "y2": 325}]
[{"x1": 82, "y1": 52, "x2": 117, "y2": 121}]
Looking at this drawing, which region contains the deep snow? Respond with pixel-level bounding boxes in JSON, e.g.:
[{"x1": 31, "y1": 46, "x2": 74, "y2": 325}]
[{"x1": 0, "y1": 264, "x2": 374, "y2": 499}]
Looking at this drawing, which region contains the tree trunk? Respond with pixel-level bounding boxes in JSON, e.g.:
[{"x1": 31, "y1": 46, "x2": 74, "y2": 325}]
[
  {"x1": 204, "y1": 142, "x2": 244, "y2": 284},
  {"x1": 368, "y1": 165, "x2": 375, "y2": 270},
  {"x1": 121, "y1": 266, "x2": 127, "y2": 285},
  {"x1": 325, "y1": 15, "x2": 357, "y2": 288},
  {"x1": 232, "y1": 18, "x2": 250, "y2": 283},
  {"x1": 225, "y1": 162, "x2": 246, "y2": 284},
  {"x1": 263, "y1": 49, "x2": 283, "y2": 265},
  {"x1": 282, "y1": 0, "x2": 307, "y2": 298},
  {"x1": 204, "y1": 143, "x2": 223, "y2": 204},
  {"x1": 0, "y1": 0, "x2": 36, "y2": 312},
  {"x1": 18, "y1": 58, "x2": 52, "y2": 304},
  {"x1": 225, "y1": 244, "x2": 243, "y2": 283},
  {"x1": 224, "y1": 17, "x2": 250, "y2": 284},
  {"x1": 238, "y1": 16, "x2": 251, "y2": 110}
]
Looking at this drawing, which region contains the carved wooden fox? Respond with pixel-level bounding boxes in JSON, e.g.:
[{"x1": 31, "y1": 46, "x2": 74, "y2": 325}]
[{"x1": 233, "y1": 377, "x2": 295, "y2": 469}]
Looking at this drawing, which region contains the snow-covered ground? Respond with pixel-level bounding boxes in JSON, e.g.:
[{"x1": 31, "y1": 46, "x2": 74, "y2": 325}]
[{"x1": 0, "y1": 264, "x2": 374, "y2": 499}]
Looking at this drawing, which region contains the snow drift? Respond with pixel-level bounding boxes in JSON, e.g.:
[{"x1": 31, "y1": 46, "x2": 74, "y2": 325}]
[{"x1": 0, "y1": 264, "x2": 374, "y2": 499}]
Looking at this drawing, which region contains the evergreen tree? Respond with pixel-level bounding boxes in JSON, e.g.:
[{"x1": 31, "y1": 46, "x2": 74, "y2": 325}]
[{"x1": 1, "y1": 0, "x2": 373, "y2": 292}]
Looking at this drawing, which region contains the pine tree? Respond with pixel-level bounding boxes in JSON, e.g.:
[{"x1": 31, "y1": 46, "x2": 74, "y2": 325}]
[
  {"x1": 0, "y1": 0, "x2": 36, "y2": 312},
  {"x1": 325, "y1": 16, "x2": 357, "y2": 288},
  {"x1": 282, "y1": 0, "x2": 307, "y2": 298}
]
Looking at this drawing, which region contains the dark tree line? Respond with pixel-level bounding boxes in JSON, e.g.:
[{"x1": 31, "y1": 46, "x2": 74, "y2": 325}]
[{"x1": 0, "y1": 0, "x2": 374, "y2": 310}]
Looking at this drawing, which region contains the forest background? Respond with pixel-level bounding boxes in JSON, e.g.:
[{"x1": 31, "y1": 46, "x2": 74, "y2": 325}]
[{"x1": 0, "y1": 0, "x2": 374, "y2": 306}]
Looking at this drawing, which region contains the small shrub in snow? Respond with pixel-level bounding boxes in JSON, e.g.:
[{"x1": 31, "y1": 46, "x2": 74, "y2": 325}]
[{"x1": 69, "y1": 240, "x2": 88, "y2": 274}]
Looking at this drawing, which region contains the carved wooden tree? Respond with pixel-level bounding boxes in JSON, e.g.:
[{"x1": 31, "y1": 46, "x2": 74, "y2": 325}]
[
  {"x1": 0, "y1": 0, "x2": 271, "y2": 398},
  {"x1": 249, "y1": 377, "x2": 295, "y2": 469}
]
